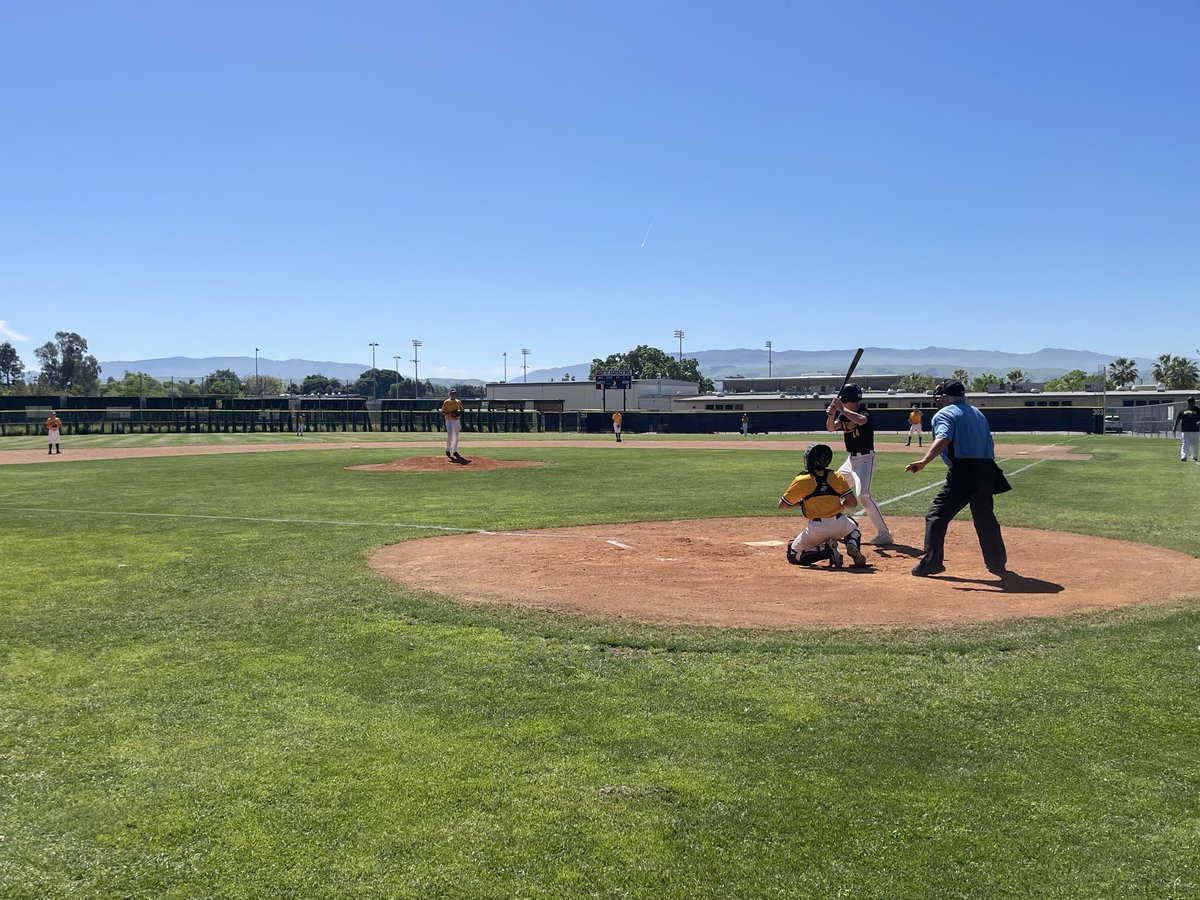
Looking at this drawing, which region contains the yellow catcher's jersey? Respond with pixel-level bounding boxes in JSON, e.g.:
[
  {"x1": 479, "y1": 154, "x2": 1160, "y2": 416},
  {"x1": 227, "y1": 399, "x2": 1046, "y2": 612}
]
[
  {"x1": 780, "y1": 470, "x2": 853, "y2": 519},
  {"x1": 908, "y1": 410, "x2": 922, "y2": 425},
  {"x1": 441, "y1": 398, "x2": 463, "y2": 420}
]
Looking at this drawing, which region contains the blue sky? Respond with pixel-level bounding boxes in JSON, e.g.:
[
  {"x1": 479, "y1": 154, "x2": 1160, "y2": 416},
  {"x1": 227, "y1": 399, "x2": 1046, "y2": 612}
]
[{"x1": 2, "y1": 0, "x2": 1197, "y2": 381}]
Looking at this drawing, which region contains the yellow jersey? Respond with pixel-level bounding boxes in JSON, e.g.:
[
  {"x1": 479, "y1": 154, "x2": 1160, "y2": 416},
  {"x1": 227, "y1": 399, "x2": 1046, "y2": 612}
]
[
  {"x1": 441, "y1": 397, "x2": 463, "y2": 420},
  {"x1": 612, "y1": 412, "x2": 622, "y2": 425},
  {"x1": 908, "y1": 410, "x2": 922, "y2": 426},
  {"x1": 780, "y1": 470, "x2": 854, "y2": 519},
  {"x1": 46, "y1": 415, "x2": 62, "y2": 431}
]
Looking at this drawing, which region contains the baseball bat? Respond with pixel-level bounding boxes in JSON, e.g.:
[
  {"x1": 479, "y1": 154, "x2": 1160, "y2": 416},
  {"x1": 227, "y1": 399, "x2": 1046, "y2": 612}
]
[
  {"x1": 838, "y1": 347, "x2": 864, "y2": 395},
  {"x1": 832, "y1": 347, "x2": 864, "y2": 425}
]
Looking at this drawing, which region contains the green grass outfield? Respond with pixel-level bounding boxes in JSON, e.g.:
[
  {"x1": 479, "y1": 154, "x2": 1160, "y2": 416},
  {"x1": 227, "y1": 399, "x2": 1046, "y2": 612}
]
[{"x1": 1, "y1": 433, "x2": 1198, "y2": 898}]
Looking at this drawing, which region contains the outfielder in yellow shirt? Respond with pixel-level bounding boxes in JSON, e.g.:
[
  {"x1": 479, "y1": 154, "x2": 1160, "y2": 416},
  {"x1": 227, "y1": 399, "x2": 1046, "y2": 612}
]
[
  {"x1": 441, "y1": 389, "x2": 468, "y2": 463},
  {"x1": 612, "y1": 411, "x2": 622, "y2": 442},
  {"x1": 46, "y1": 412, "x2": 62, "y2": 455},
  {"x1": 907, "y1": 406, "x2": 923, "y2": 447}
]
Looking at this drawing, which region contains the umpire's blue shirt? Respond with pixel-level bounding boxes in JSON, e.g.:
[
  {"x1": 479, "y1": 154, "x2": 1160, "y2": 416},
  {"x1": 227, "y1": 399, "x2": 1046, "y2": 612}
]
[{"x1": 931, "y1": 398, "x2": 994, "y2": 465}]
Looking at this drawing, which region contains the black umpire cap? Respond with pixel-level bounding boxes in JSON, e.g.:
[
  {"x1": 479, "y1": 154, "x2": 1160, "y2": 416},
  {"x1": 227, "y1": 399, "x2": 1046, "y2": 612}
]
[{"x1": 933, "y1": 379, "x2": 966, "y2": 397}]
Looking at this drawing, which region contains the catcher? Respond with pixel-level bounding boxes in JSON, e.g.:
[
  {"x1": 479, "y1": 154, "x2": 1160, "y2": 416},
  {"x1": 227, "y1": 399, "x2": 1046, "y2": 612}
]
[{"x1": 778, "y1": 443, "x2": 867, "y2": 568}]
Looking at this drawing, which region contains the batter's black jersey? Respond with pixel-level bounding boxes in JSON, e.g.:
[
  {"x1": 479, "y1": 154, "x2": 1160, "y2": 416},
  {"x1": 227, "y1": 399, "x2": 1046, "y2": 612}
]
[{"x1": 837, "y1": 408, "x2": 875, "y2": 454}]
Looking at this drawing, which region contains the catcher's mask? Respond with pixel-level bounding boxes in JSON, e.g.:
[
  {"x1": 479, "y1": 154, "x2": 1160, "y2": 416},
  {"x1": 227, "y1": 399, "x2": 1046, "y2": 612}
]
[
  {"x1": 838, "y1": 383, "x2": 863, "y2": 403},
  {"x1": 804, "y1": 443, "x2": 834, "y2": 473}
]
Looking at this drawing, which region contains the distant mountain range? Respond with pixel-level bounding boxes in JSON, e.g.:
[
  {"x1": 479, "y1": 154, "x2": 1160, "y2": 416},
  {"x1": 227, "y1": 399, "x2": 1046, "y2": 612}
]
[
  {"x1": 101, "y1": 348, "x2": 1158, "y2": 387},
  {"x1": 525, "y1": 347, "x2": 1158, "y2": 383}
]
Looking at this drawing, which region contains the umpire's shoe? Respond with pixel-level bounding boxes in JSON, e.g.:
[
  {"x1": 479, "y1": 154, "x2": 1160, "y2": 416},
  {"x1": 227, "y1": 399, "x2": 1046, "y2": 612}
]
[{"x1": 911, "y1": 559, "x2": 946, "y2": 577}]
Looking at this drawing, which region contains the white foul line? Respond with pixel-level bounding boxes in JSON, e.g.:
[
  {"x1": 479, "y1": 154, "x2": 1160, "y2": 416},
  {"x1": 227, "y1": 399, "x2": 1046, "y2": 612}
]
[{"x1": 875, "y1": 455, "x2": 1048, "y2": 508}]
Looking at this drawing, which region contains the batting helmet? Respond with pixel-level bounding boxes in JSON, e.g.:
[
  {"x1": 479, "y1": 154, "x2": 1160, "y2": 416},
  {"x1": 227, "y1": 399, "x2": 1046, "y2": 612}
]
[
  {"x1": 838, "y1": 383, "x2": 862, "y2": 402},
  {"x1": 804, "y1": 443, "x2": 834, "y2": 473}
]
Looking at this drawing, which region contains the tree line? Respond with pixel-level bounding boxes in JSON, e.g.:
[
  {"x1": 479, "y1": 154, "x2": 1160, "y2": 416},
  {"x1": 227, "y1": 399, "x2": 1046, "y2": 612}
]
[
  {"x1": 0, "y1": 334, "x2": 485, "y2": 399},
  {"x1": 887, "y1": 354, "x2": 1199, "y2": 393},
  {"x1": 2, "y1": 334, "x2": 1197, "y2": 397}
]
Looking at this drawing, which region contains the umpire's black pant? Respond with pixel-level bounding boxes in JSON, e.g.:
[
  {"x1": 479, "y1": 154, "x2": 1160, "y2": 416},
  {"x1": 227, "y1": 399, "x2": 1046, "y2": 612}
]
[{"x1": 920, "y1": 459, "x2": 1007, "y2": 571}]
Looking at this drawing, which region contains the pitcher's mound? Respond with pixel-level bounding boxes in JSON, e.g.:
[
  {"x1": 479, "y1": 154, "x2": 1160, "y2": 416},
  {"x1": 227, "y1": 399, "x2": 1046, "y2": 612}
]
[
  {"x1": 348, "y1": 456, "x2": 547, "y2": 472},
  {"x1": 369, "y1": 517, "x2": 1200, "y2": 629}
]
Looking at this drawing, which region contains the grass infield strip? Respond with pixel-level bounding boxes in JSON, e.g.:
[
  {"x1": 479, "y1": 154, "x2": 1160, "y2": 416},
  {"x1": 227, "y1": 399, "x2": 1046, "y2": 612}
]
[{"x1": 0, "y1": 434, "x2": 1198, "y2": 898}]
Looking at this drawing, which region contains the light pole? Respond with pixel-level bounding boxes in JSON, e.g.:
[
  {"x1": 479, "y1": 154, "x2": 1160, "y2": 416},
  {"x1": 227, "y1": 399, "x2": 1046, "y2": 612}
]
[
  {"x1": 411, "y1": 339, "x2": 422, "y2": 399},
  {"x1": 502, "y1": 351, "x2": 507, "y2": 383},
  {"x1": 369, "y1": 342, "x2": 379, "y2": 398},
  {"x1": 254, "y1": 347, "x2": 261, "y2": 408},
  {"x1": 393, "y1": 356, "x2": 401, "y2": 401},
  {"x1": 673, "y1": 329, "x2": 685, "y2": 362},
  {"x1": 765, "y1": 340, "x2": 773, "y2": 378},
  {"x1": 521, "y1": 348, "x2": 530, "y2": 382}
]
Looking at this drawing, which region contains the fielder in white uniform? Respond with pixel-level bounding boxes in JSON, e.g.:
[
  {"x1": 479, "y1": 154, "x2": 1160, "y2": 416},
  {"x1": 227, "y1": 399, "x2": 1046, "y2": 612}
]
[{"x1": 826, "y1": 383, "x2": 892, "y2": 545}]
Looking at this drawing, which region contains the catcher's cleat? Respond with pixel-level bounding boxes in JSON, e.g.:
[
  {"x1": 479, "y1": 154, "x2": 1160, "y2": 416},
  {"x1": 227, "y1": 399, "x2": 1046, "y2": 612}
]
[
  {"x1": 786, "y1": 544, "x2": 799, "y2": 565},
  {"x1": 846, "y1": 541, "x2": 867, "y2": 567},
  {"x1": 826, "y1": 539, "x2": 843, "y2": 568}
]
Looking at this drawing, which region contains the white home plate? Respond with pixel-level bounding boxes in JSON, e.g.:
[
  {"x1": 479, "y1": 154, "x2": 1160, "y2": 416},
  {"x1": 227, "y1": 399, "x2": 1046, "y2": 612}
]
[{"x1": 744, "y1": 540, "x2": 787, "y2": 547}]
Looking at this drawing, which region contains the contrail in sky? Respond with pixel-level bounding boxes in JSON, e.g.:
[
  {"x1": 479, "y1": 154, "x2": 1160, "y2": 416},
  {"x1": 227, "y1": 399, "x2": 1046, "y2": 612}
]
[
  {"x1": 0, "y1": 320, "x2": 28, "y2": 341},
  {"x1": 640, "y1": 216, "x2": 656, "y2": 248}
]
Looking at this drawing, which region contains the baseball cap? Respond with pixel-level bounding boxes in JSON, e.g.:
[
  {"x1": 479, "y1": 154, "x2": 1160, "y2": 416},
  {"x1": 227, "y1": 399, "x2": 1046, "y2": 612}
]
[{"x1": 933, "y1": 379, "x2": 966, "y2": 397}]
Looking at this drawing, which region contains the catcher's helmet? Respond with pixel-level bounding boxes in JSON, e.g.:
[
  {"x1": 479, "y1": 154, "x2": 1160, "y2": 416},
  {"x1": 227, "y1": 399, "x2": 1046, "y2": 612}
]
[
  {"x1": 804, "y1": 443, "x2": 834, "y2": 473},
  {"x1": 838, "y1": 383, "x2": 863, "y2": 402}
]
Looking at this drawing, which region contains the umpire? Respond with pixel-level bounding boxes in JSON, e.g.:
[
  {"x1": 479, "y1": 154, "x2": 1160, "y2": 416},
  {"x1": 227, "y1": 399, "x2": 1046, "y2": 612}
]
[{"x1": 904, "y1": 379, "x2": 1011, "y2": 577}]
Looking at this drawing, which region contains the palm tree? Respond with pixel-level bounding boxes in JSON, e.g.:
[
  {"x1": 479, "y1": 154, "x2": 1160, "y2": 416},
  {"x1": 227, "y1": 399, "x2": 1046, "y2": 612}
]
[
  {"x1": 1107, "y1": 357, "x2": 1138, "y2": 389},
  {"x1": 1151, "y1": 354, "x2": 1173, "y2": 384},
  {"x1": 1005, "y1": 369, "x2": 1026, "y2": 389},
  {"x1": 952, "y1": 369, "x2": 969, "y2": 384},
  {"x1": 1163, "y1": 357, "x2": 1200, "y2": 390}
]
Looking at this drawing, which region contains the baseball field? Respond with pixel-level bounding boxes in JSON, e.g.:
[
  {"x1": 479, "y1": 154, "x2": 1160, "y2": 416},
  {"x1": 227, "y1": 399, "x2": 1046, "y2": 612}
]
[{"x1": 2, "y1": 431, "x2": 1198, "y2": 898}]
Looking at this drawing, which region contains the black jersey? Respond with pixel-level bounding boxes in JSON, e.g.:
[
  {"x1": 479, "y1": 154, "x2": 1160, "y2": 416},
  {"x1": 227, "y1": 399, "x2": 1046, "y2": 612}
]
[
  {"x1": 1177, "y1": 407, "x2": 1200, "y2": 433},
  {"x1": 838, "y1": 408, "x2": 875, "y2": 454}
]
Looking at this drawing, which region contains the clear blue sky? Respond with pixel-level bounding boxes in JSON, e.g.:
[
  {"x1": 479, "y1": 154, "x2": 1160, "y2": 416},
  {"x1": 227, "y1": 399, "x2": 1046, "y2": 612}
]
[{"x1": 2, "y1": 1, "x2": 1197, "y2": 381}]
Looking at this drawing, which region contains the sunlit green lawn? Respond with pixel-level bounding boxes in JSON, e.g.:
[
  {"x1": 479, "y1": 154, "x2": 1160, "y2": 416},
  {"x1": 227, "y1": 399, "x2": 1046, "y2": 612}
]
[{"x1": 1, "y1": 435, "x2": 1197, "y2": 898}]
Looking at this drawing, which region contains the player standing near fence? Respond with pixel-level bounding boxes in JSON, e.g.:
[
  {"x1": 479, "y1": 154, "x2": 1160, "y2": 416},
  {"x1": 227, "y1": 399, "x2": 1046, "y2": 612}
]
[
  {"x1": 1175, "y1": 397, "x2": 1199, "y2": 462},
  {"x1": 45, "y1": 410, "x2": 62, "y2": 455}
]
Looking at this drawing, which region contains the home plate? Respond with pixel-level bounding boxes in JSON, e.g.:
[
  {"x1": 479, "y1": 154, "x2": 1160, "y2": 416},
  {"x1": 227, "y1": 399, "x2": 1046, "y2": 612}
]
[{"x1": 744, "y1": 540, "x2": 787, "y2": 547}]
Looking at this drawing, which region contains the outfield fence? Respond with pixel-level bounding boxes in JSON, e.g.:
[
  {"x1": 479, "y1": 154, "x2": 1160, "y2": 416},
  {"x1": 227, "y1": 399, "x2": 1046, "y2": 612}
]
[{"x1": 0, "y1": 396, "x2": 1167, "y2": 438}]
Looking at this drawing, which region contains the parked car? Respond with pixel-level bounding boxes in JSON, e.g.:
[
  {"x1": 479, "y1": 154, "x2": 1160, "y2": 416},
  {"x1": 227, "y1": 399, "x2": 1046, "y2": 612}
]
[{"x1": 1104, "y1": 415, "x2": 1123, "y2": 433}]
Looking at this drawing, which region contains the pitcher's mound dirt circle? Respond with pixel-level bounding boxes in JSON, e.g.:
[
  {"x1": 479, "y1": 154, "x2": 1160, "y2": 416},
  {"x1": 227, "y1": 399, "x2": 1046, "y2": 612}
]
[{"x1": 370, "y1": 517, "x2": 1200, "y2": 629}]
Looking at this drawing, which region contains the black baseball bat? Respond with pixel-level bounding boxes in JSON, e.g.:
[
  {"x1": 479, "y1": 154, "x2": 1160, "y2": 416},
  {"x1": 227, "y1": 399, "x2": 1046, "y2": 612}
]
[
  {"x1": 832, "y1": 348, "x2": 864, "y2": 425},
  {"x1": 838, "y1": 347, "x2": 864, "y2": 395}
]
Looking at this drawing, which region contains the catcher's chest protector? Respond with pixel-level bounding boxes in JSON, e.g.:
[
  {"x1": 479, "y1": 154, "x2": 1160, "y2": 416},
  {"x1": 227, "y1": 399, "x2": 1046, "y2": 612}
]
[{"x1": 800, "y1": 472, "x2": 838, "y2": 516}]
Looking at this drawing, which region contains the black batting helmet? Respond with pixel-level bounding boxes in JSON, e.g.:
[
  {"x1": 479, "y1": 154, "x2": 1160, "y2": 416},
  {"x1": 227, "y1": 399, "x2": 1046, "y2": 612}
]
[
  {"x1": 838, "y1": 383, "x2": 862, "y2": 402},
  {"x1": 804, "y1": 443, "x2": 834, "y2": 473}
]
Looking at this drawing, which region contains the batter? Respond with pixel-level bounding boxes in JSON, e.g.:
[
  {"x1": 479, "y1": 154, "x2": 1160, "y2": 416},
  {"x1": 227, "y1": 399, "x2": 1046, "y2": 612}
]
[{"x1": 826, "y1": 384, "x2": 892, "y2": 545}]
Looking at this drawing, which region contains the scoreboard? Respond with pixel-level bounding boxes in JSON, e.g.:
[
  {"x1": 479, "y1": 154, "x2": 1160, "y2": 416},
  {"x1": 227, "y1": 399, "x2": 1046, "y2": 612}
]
[{"x1": 595, "y1": 372, "x2": 632, "y2": 390}]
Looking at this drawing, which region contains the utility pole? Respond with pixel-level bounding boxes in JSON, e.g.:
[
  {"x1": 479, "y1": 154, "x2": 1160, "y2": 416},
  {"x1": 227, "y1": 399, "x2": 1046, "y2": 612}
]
[
  {"x1": 369, "y1": 342, "x2": 379, "y2": 398},
  {"x1": 521, "y1": 348, "x2": 530, "y2": 382},
  {"x1": 673, "y1": 329, "x2": 685, "y2": 362},
  {"x1": 411, "y1": 339, "x2": 422, "y2": 399}
]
